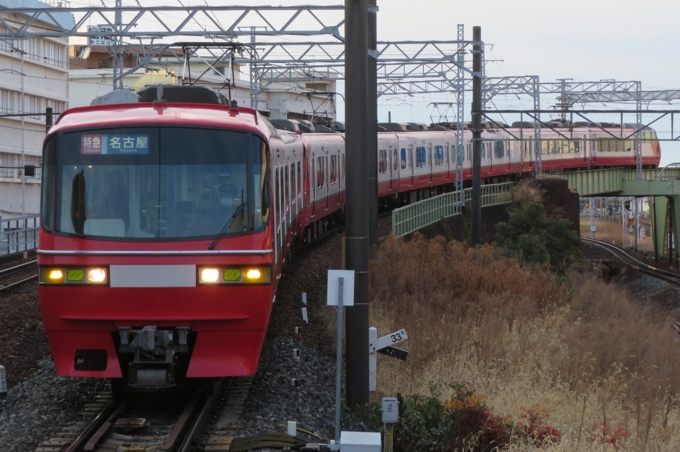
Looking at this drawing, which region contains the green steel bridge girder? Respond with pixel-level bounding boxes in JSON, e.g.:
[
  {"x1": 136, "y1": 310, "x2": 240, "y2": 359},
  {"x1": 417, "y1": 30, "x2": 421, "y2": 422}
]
[
  {"x1": 560, "y1": 168, "x2": 680, "y2": 261},
  {"x1": 561, "y1": 168, "x2": 680, "y2": 198}
]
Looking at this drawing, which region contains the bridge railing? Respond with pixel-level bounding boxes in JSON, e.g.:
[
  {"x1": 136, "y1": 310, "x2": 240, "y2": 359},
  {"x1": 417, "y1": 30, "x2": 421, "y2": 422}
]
[
  {"x1": 0, "y1": 215, "x2": 39, "y2": 255},
  {"x1": 392, "y1": 182, "x2": 513, "y2": 237}
]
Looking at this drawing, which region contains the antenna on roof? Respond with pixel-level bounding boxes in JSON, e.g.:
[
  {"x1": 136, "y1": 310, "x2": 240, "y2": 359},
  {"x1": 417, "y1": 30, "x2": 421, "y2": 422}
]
[{"x1": 155, "y1": 84, "x2": 165, "y2": 102}]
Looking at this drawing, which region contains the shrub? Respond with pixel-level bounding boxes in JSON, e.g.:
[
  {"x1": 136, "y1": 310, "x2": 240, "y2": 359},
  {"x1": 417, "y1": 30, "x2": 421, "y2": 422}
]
[{"x1": 494, "y1": 201, "x2": 581, "y2": 271}]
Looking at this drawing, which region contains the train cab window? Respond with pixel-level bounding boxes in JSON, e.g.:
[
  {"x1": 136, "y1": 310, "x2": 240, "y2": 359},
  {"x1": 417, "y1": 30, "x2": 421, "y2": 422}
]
[
  {"x1": 43, "y1": 127, "x2": 269, "y2": 240},
  {"x1": 400, "y1": 148, "x2": 407, "y2": 169},
  {"x1": 393, "y1": 149, "x2": 398, "y2": 171}
]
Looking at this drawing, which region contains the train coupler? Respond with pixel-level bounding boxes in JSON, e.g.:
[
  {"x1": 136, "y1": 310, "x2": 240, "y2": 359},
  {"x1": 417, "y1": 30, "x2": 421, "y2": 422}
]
[{"x1": 117, "y1": 326, "x2": 190, "y2": 388}]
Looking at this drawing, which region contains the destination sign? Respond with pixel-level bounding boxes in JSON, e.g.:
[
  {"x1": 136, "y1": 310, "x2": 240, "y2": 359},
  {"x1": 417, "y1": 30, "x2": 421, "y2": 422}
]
[{"x1": 81, "y1": 134, "x2": 150, "y2": 155}]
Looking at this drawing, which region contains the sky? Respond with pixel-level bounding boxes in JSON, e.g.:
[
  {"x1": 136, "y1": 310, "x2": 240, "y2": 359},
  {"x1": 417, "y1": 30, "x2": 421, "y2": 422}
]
[{"x1": 70, "y1": 0, "x2": 680, "y2": 165}]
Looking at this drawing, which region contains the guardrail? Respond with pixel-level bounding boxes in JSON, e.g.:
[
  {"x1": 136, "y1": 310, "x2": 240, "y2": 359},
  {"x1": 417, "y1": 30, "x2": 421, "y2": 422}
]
[
  {"x1": 391, "y1": 182, "x2": 513, "y2": 237},
  {"x1": 0, "y1": 215, "x2": 39, "y2": 255}
]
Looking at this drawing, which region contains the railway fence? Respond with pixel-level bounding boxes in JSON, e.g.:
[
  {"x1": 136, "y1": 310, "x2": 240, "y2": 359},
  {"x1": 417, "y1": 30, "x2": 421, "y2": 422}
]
[
  {"x1": 0, "y1": 215, "x2": 39, "y2": 255},
  {"x1": 392, "y1": 182, "x2": 513, "y2": 237}
]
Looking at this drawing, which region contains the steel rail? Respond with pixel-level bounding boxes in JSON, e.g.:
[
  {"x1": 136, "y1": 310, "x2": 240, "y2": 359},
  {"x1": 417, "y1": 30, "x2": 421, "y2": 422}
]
[
  {"x1": 0, "y1": 259, "x2": 37, "y2": 277},
  {"x1": 582, "y1": 237, "x2": 680, "y2": 286},
  {"x1": 0, "y1": 275, "x2": 38, "y2": 294}
]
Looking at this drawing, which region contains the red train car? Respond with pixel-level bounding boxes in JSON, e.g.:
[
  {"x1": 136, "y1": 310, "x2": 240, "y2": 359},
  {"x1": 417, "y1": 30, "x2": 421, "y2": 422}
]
[{"x1": 38, "y1": 94, "x2": 300, "y2": 388}]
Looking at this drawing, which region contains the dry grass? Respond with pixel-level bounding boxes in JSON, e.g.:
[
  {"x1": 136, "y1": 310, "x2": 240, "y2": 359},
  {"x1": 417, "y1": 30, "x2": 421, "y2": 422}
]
[
  {"x1": 512, "y1": 179, "x2": 545, "y2": 205},
  {"x1": 368, "y1": 234, "x2": 680, "y2": 451}
]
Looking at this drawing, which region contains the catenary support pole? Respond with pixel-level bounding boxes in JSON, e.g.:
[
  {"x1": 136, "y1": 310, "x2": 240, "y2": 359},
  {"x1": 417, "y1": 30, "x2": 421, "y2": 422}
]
[
  {"x1": 344, "y1": 0, "x2": 370, "y2": 408},
  {"x1": 368, "y1": 0, "x2": 378, "y2": 246},
  {"x1": 471, "y1": 26, "x2": 482, "y2": 246}
]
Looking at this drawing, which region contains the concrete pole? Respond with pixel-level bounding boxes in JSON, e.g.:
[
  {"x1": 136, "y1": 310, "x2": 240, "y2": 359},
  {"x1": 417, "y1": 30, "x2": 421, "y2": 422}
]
[
  {"x1": 21, "y1": 50, "x2": 25, "y2": 217},
  {"x1": 367, "y1": 0, "x2": 378, "y2": 246},
  {"x1": 344, "y1": 0, "x2": 370, "y2": 408},
  {"x1": 471, "y1": 26, "x2": 482, "y2": 246}
]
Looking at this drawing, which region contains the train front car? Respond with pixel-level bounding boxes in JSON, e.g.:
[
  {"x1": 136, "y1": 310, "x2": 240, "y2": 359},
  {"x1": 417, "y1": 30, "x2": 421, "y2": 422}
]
[{"x1": 38, "y1": 100, "x2": 277, "y2": 389}]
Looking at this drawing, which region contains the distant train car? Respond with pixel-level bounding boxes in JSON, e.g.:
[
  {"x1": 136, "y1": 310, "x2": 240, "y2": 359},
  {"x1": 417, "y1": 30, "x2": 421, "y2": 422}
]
[{"x1": 37, "y1": 86, "x2": 660, "y2": 390}]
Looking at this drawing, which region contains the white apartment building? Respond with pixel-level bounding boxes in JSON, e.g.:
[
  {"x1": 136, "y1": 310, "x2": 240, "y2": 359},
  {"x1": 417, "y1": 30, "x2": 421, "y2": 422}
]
[
  {"x1": 0, "y1": 0, "x2": 72, "y2": 218},
  {"x1": 68, "y1": 44, "x2": 339, "y2": 122}
]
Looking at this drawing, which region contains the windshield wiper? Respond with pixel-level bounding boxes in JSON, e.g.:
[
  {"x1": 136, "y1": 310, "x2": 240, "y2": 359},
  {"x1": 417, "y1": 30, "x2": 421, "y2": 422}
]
[{"x1": 208, "y1": 198, "x2": 247, "y2": 250}]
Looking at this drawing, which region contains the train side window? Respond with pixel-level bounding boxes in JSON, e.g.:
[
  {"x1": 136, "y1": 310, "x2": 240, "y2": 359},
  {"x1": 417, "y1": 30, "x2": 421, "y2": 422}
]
[
  {"x1": 312, "y1": 157, "x2": 316, "y2": 192},
  {"x1": 291, "y1": 163, "x2": 296, "y2": 207},
  {"x1": 342, "y1": 154, "x2": 345, "y2": 181},
  {"x1": 416, "y1": 147, "x2": 425, "y2": 168},
  {"x1": 316, "y1": 156, "x2": 322, "y2": 188},
  {"x1": 331, "y1": 155, "x2": 338, "y2": 183},
  {"x1": 285, "y1": 164, "x2": 290, "y2": 205},
  {"x1": 401, "y1": 148, "x2": 407, "y2": 169},
  {"x1": 275, "y1": 167, "x2": 280, "y2": 222},
  {"x1": 493, "y1": 141, "x2": 504, "y2": 159},
  {"x1": 297, "y1": 160, "x2": 302, "y2": 195},
  {"x1": 379, "y1": 149, "x2": 387, "y2": 173},
  {"x1": 393, "y1": 149, "x2": 398, "y2": 171}
]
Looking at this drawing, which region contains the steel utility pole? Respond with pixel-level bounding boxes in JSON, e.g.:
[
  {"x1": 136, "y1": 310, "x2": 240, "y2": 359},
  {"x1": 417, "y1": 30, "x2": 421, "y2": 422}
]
[
  {"x1": 368, "y1": 0, "x2": 378, "y2": 246},
  {"x1": 471, "y1": 26, "x2": 482, "y2": 246},
  {"x1": 345, "y1": 0, "x2": 370, "y2": 408}
]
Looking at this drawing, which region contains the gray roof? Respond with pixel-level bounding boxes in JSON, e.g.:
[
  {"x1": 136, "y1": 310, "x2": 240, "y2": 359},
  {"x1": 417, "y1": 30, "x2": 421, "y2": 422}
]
[{"x1": 0, "y1": 0, "x2": 75, "y2": 30}]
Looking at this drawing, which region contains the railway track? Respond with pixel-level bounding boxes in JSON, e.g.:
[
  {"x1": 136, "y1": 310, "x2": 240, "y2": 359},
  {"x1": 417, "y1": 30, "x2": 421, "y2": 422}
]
[
  {"x1": 36, "y1": 378, "x2": 253, "y2": 452},
  {"x1": 582, "y1": 237, "x2": 680, "y2": 286},
  {"x1": 0, "y1": 259, "x2": 38, "y2": 294}
]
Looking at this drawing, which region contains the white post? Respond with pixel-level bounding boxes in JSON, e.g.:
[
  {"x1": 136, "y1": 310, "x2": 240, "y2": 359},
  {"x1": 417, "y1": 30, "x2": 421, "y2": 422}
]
[
  {"x1": 369, "y1": 327, "x2": 377, "y2": 392},
  {"x1": 334, "y1": 277, "x2": 344, "y2": 443},
  {"x1": 21, "y1": 50, "x2": 25, "y2": 217}
]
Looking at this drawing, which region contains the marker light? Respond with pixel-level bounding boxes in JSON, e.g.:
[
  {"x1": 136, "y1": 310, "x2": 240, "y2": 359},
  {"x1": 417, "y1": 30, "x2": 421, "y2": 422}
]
[
  {"x1": 200, "y1": 268, "x2": 220, "y2": 283},
  {"x1": 245, "y1": 269, "x2": 262, "y2": 281},
  {"x1": 87, "y1": 269, "x2": 107, "y2": 283},
  {"x1": 48, "y1": 269, "x2": 64, "y2": 281}
]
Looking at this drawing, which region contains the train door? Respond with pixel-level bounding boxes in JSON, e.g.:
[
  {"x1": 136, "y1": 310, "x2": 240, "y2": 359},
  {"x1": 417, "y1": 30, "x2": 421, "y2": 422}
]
[{"x1": 582, "y1": 134, "x2": 588, "y2": 166}]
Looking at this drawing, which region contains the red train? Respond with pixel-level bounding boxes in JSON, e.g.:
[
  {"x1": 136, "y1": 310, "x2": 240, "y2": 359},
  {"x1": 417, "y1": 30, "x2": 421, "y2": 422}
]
[{"x1": 37, "y1": 86, "x2": 660, "y2": 389}]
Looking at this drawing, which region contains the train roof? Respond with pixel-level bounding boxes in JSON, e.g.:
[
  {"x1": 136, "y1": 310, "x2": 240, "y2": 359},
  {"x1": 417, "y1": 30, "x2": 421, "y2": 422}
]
[{"x1": 49, "y1": 103, "x2": 265, "y2": 136}]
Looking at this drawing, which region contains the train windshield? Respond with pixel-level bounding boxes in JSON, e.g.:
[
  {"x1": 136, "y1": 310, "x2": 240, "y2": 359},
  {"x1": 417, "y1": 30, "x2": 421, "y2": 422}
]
[{"x1": 41, "y1": 127, "x2": 269, "y2": 240}]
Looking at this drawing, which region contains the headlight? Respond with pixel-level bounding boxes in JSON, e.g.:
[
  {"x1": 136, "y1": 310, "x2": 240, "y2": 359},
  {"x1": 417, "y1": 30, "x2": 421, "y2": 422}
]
[
  {"x1": 87, "y1": 269, "x2": 107, "y2": 283},
  {"x1": 40, "y1": 267, "x2": 108, "y2": 285},
  {"x1": 245, "y1": 269, "x2": 262, "y2": 281},
  {"x1": 197, "y1": 267, "x2": 272, "y2": 285},
  {"x1": 200, "y1": 268, "x2": 220, "y2": 283}
]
